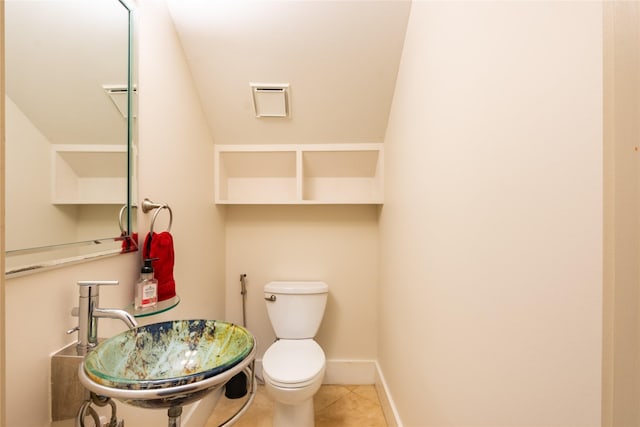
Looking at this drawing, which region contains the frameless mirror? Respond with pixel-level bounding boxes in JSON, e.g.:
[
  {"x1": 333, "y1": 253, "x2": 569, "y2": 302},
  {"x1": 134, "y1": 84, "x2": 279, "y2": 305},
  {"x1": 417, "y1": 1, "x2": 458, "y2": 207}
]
[{"x1": 4, "y1": 0, "x2": 137, "y2": 276}]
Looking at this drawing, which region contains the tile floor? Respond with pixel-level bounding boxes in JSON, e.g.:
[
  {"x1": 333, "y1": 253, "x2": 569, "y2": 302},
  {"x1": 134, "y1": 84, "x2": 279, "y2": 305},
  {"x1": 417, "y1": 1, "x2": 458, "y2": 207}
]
[{"x1": 205, "y1": 384, "x2": 388, "y2": 427}]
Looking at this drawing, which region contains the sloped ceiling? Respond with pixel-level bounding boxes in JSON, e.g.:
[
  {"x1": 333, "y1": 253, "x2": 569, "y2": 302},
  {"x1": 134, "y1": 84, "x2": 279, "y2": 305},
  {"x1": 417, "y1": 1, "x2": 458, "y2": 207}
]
[{"x1": 166, "y1": 0, "x2": 411, "y2": 145}]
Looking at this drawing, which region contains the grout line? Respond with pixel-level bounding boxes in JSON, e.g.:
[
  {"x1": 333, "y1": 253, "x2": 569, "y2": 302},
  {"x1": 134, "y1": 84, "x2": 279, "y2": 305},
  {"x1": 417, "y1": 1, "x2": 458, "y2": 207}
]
[
  {"x1": 314, "y1": 384, "x2": 353, "y2": 412},
  {"x1": 351, "y1": 384, "x2": 384, "y2": 405},
  {"x1": 207, "y1": 384, "x2": 388, "y2": 427}
]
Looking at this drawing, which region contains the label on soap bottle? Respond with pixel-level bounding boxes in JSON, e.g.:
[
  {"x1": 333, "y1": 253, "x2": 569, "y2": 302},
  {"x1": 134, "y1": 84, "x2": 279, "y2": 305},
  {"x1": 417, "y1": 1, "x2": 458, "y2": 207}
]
[{"x1": 141, "y1": 282, "x2": 157, "y2": 307}]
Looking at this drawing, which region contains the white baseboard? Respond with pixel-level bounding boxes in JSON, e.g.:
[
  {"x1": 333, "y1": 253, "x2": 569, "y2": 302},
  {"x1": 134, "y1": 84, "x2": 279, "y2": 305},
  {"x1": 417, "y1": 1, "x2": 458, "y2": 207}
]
[{"x1": 374, "y1": 361, "x2": 403, "y2": 427}]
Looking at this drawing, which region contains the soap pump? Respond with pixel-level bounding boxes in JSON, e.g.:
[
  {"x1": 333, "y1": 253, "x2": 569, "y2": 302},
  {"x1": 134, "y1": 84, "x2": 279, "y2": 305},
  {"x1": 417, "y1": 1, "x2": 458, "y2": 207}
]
[{"x1": 135, "y1": 258, "x2": 158, "y2": 309}]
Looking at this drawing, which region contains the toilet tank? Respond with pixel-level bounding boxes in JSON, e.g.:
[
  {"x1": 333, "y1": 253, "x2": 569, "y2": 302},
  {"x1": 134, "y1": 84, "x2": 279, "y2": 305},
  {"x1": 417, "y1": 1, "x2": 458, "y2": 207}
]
[{"x1": 264, "y1": 281, "x2": 328, "y2": 339}]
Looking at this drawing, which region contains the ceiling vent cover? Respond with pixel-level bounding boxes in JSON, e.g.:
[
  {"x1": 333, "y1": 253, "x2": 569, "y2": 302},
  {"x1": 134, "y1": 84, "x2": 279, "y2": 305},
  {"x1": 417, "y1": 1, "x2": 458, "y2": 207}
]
[{"x1": 250, "y1": 83, "x2": 290, "y2": 118}]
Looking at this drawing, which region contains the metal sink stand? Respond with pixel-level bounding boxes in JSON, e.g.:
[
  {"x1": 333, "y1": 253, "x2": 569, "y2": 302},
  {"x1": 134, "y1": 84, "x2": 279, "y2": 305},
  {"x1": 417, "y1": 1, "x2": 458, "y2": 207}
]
[{"x1": 167, "y1": 362, "x2": 257, "y2": 427}]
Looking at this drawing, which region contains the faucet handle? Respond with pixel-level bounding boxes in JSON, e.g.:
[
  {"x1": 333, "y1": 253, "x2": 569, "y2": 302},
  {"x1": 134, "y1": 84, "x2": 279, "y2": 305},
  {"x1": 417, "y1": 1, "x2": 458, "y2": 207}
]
[{"x1": 77, "y1": 280, "x2": 119, "y2": 297}]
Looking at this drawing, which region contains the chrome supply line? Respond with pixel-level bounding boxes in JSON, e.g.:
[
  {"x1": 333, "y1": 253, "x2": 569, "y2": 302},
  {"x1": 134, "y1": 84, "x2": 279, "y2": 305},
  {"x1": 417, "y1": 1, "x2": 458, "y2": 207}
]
[
  {"x1": 77, "y1": 394, "x2": 122, "y2": 427},
  {"x1": 76, "y1": 401, "x2": 100, "y2": 427}
]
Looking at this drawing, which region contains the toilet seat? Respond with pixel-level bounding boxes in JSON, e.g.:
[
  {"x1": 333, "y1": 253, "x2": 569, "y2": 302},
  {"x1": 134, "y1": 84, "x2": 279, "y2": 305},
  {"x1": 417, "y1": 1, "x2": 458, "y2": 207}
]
[{"x1": 262, "y1": 340, "x2": 325, "y2": 388}]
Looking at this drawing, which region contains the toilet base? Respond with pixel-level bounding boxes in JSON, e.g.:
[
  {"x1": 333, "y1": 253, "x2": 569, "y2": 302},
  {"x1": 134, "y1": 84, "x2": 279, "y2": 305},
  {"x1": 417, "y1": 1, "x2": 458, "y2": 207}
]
[{"x1": 273, "y1": 398, "x2": 314, "y2": 427}]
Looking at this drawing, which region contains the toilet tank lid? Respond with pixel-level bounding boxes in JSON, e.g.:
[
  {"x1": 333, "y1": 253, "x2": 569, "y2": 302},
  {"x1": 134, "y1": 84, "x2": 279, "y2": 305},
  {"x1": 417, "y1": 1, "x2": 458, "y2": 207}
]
[{"x1": 265, "y1": 281, "x2": 328, "y2": 294}]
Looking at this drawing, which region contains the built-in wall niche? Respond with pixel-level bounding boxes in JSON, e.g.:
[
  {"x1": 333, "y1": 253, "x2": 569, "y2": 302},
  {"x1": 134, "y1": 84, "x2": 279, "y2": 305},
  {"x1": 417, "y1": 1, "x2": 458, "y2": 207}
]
[
  {"x1": 52, "y1": 144, "x2": 127, "y2": 204},
  {"x1": 214, "y1": 143, "x2": 383, "y2": 204}
]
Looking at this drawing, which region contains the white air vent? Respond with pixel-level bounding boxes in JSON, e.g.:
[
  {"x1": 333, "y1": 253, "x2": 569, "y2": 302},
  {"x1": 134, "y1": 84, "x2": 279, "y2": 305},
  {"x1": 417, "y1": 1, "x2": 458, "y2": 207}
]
[{"x1": 250, "y1": 83, "x2": 290, "y2": 118}]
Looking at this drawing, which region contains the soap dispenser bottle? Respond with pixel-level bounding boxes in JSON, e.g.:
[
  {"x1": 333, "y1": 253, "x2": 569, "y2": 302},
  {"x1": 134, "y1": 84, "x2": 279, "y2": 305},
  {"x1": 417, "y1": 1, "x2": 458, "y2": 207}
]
[{"x1": 135, "y1": 258, "x2": 158, "y2": 309}]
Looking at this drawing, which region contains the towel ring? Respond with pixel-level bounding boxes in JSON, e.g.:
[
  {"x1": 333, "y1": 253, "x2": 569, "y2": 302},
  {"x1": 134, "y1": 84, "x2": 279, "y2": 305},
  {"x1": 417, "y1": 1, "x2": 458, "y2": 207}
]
[
  {"x1": 118, "y1": 204, "x2": 138, "y2": 234},
  {"x1": 150, "y1": 205, "x2": 172, "y2": 233},
  {"x1": 142, "y1": 198, "x2": 173, "y2": 233}
]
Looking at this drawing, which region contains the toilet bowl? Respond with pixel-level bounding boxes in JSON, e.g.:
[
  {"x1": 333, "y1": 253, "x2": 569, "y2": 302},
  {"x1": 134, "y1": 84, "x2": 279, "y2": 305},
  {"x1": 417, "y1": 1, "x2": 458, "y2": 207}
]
[
  {"x1": 263, "y1": 340, "x2": 325, "y2": 426},
  {"x1": 262, "y1": 281, "x2": 329, "y2": 427}
]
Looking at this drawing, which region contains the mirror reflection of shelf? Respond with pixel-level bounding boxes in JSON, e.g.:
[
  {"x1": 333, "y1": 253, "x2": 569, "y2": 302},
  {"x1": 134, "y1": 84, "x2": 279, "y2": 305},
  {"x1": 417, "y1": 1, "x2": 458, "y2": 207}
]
[
  {"x1": 215, "y1": 143, "x2": 383, "y2": 204},
  {"x1": 127, "y1": 295, "x2": 180, "y2": 318},
  {"x1": 51, "y1": 144, "x2": 127, "y2": 205}
]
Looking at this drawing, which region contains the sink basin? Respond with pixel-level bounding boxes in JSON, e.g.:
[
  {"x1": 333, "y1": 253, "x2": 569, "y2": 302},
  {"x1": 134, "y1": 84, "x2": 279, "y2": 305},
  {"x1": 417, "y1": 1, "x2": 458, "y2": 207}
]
[{"x1": 78, "y1": 319, "x2": 256, "y2": 409}]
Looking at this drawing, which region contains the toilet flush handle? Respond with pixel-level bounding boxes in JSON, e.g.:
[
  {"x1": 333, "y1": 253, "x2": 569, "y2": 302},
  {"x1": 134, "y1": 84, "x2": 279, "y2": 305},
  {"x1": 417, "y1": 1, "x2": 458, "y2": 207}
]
[{"x1": 265, "y1": 295, "x2": 277, "y2": 302}]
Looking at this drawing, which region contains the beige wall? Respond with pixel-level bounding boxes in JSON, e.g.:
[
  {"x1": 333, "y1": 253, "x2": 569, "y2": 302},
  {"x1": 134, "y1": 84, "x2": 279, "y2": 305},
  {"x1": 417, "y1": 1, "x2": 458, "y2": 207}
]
[
  {"x1": 603, "y1": 2, "x2": 640, "y2": 426},
  {"x1": 379, "y1": 2, "x2": 603, "y2": 426},
  {"x1": 225, "y1": 205, "x2": 379, "y2": 378},
  {"x1": 3, "y1": 0, "x2": 226, "y2": 426},
  {"x1": 136, "y1": 0, "x2": 226, "y2": 322}
]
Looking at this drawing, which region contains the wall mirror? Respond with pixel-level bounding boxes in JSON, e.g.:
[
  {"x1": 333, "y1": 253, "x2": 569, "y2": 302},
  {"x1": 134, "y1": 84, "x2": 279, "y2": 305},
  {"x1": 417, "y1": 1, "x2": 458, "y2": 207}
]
[{"x1": 4, "y1": 0, "x2": 137, "y2": 277}]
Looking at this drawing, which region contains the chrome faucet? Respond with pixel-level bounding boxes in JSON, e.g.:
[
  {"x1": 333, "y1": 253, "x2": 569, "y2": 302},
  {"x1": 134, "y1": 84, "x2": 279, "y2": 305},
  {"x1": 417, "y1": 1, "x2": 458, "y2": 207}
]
[{"x1": 70, "y1": 280, "x2": 138, "y2": 355}]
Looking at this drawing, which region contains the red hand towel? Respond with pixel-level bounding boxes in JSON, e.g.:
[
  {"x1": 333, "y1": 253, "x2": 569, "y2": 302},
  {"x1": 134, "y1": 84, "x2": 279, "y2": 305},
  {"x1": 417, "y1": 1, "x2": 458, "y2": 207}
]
[{"x1": 142, "y1": 231, "x2": 176, "y2": 302}]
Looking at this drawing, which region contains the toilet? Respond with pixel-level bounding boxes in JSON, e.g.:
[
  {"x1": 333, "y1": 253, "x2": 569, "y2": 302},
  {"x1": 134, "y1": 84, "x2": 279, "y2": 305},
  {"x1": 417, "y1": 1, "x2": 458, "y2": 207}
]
[{"x1": 262, "y1": 281, "x2": 329, "y2": 427}]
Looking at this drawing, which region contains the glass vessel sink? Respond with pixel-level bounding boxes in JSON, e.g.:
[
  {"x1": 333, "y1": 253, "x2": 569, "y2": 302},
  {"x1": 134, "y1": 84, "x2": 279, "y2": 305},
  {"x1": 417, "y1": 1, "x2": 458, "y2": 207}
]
[{"x1": 78, "y1": 319, "x2": 256, "y2": 409}]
